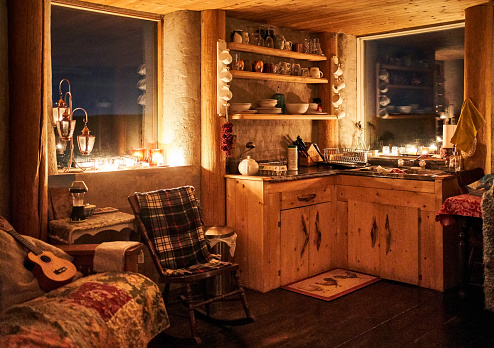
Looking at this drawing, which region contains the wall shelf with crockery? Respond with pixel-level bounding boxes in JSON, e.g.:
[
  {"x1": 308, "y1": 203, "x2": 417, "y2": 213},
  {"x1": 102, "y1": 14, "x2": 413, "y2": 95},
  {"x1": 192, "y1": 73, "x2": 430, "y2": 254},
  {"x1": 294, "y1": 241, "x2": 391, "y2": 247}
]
[
  {"x1": 381, "y1": 114, "x2": 438, "y2": 120},
  {"x1": 230, "y1": 114, "x2": 336, "y2": 120},
  {"x1": 228, "y1": 42, "x2": 327, "y2": 62},
  {"x1": 231, "y1": 70, "x2": 328, "y2": 84}
]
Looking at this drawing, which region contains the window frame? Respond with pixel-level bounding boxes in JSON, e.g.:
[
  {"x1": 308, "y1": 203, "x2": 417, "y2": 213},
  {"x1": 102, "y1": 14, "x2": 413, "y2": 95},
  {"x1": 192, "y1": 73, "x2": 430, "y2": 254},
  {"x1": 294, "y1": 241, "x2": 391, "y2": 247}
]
[{"x1": 51, "y1": 0, "x2": 163, "y2": 166}]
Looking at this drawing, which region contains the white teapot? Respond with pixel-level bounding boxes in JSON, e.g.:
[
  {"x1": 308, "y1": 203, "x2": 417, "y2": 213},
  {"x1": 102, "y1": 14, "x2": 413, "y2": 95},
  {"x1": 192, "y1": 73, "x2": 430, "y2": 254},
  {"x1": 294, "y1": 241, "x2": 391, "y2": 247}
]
[{"x1": 238, "y1": 156, "x2": 259, "y2": 176}]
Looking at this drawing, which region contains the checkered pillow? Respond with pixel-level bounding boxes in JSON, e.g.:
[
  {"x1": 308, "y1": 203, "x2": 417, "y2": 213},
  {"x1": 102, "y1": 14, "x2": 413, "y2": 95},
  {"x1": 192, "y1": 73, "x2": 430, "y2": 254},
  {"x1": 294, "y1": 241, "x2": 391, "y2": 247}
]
[{"x1": 135, "y1": 186, "x2": 213, "y2": 270}]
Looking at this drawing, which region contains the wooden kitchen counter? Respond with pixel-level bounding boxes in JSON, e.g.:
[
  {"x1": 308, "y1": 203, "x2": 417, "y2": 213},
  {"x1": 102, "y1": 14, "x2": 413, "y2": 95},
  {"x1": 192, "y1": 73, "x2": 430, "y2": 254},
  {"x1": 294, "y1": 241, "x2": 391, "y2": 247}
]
[{"x1": 226, "y1": 170, "x2": 460, "y2": 293}]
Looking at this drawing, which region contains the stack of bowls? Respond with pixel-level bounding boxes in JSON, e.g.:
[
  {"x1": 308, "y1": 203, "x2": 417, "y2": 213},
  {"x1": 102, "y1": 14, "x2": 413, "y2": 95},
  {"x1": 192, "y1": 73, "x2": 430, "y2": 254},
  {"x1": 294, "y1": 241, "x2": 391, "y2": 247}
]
[
  {"x1": 256, "y1": 99, "x2": 282, "y2": 114},
  {"x1": 258, "y1": 99, "x2": 278, "y2": 108}
]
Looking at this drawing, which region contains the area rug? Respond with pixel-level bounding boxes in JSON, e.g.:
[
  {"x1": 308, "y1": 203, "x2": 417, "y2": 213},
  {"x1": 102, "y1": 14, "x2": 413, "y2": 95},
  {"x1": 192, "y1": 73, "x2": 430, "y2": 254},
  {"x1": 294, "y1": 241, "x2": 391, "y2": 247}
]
[{"x1": 282, "y1": 268, "x2": 380, "y2": 301}]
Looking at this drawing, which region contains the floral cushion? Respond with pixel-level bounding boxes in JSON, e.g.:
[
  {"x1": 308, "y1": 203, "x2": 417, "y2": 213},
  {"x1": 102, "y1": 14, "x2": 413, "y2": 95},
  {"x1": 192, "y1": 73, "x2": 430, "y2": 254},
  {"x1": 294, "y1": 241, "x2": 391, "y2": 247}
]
[{"x1": 0, "y1": 272, "x2": 169, "y2": 348}]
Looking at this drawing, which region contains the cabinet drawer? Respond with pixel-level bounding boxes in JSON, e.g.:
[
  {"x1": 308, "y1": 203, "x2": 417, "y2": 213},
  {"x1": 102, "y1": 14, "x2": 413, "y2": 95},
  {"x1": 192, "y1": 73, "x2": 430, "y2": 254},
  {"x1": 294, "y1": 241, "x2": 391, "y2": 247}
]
[{"x1": 281, "y1": 186, "x2": 332, "y2": 210}]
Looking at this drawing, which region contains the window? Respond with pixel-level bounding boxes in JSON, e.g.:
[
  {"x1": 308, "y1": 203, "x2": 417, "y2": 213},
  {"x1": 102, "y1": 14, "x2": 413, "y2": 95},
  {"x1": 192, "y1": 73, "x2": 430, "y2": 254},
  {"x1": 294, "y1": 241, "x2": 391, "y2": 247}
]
[{"x1": 51, "y1": 4, "x2": 158, "y2": 169}]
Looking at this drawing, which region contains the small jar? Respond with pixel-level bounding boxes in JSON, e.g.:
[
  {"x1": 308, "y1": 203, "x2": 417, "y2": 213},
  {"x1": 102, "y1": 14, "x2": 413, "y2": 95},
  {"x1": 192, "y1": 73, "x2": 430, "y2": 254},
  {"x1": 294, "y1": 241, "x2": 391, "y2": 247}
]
[{"x1": 288, "y1": 145, "x2": 298, "y2": 171}]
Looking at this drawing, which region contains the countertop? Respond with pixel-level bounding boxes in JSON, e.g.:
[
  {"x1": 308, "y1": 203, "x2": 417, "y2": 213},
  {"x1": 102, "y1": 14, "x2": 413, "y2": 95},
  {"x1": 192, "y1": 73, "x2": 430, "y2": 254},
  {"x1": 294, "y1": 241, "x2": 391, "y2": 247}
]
[{"x1": 225, "y1": 163, "x2": 456, "y2": 182}]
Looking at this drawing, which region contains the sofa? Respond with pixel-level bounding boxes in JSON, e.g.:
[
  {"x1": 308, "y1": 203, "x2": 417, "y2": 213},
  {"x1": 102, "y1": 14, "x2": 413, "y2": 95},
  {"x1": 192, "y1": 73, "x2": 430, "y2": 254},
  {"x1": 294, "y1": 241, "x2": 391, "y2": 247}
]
[{"x1": 0, "y1": 216, "x2": 169, "y2": 347}]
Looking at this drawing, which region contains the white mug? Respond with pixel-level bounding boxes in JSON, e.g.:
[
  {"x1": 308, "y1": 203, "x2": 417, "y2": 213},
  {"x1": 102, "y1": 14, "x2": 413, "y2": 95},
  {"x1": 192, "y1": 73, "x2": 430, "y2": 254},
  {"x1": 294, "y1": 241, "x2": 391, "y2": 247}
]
[
  {"x1": 333, "y1": 80, "x2": 346, "y2": 93},
  {"x1": 378, "y1": 82, "x2": 388, "y2": 93},
  {"x1": 219, "y1": 85, "x2": 232, "y2": 101},
  {"x1": 378, "y1": 108, "x2": 389, "y2": 118},
  {"x1": 219, "y1": 67, "x2": 233, "y2": 82},
  {"x1": 332, "y1": 65, "x2": 343, "y2": 77},
  {"x1": 335, "y1": 109, "x2": 346, "y2": 119},
  {"x1": 310, "y1": 67, "x2": 323, "y2": 78},
  {"x1": 219, "y1": 50, "x2": 232, "y2": 65},
  {"x1": 379, "y1": 95, "x2": 391, "y2": 106},
  {"x1": 332, "y1": 94, "x2": 343, "y2": 107}
]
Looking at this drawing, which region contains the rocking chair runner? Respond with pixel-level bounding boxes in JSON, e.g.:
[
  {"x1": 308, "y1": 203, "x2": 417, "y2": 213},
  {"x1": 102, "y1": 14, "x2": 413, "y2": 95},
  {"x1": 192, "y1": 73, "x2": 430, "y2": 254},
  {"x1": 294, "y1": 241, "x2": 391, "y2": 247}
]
[{"x1": 128, "y1": 186, "x2": 254, "y2": 344}]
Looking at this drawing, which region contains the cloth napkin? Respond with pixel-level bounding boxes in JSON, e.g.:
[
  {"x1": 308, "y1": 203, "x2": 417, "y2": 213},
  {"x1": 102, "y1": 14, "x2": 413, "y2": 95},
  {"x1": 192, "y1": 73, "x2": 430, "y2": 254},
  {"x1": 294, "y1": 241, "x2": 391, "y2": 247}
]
[
  {"x1": 451, "y1": 98, "x2": 485, "y2": 153},
  {"x1": 93, "y1": 241, "x2": 140, "y2": 272}
]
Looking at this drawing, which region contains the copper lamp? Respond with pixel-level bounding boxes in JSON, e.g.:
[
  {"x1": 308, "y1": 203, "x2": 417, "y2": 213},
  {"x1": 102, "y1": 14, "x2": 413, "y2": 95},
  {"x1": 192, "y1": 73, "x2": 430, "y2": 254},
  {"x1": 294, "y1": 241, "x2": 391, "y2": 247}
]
[
  {"x1": 74, "y1": 108, "x2": 95, "y2": 156},
  {"x1": 53, "y1": 79, "x2": 95, "y2": 171}
]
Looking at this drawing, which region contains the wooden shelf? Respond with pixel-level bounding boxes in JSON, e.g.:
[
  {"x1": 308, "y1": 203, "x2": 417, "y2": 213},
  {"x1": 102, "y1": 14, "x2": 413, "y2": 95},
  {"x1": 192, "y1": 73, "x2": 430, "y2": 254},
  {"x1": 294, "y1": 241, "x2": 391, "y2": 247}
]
[
  {"x1": 230, "y1": 113, "x2": 337, "y2": 120},
  {"x1": 228, "y1": 42, "x2": 327, "y2": 62},
  {"x1": 231, "y1": 70, "x2": 328, "y2": 84},
  {"x1": 386, "y1": 84, "x2": 433, "y2": 90},
  {"x1": 379, "y1": 113, "x2": 439, "y2": 119},
  {"x1": 380, "y1": 64, "x2": 432, "y2": 72}
]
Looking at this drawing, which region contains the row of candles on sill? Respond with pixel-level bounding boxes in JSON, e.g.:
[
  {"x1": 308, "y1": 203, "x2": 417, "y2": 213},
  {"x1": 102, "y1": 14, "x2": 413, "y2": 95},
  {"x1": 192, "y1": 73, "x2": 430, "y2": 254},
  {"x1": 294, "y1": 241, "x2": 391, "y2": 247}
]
[
  {"x1": 73, "y1": 149, "x2": 166, "y2": 171},
  {"x1": 381, "y1": 144, "x2": 439, "y2": 156}
]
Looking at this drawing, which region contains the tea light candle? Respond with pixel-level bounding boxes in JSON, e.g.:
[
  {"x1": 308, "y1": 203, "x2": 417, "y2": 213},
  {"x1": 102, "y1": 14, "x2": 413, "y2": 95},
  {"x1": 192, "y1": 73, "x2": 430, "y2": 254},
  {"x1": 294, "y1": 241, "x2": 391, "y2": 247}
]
[
  {"x1": 150, "y1": 149, "x2": 165, "y2": 166},
  {"x1": 131, "y1": 148, "x2": 147, "y2": 162},
  {"x1": 382, "y1": 146, "x2": 390, "y2": 155}
]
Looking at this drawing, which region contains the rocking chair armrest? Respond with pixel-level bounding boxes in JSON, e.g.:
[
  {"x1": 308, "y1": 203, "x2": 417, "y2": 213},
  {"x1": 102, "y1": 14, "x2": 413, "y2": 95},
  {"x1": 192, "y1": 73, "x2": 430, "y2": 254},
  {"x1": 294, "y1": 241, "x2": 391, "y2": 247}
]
[{"x1": 58, "y1": 243, "x2": 143, "y2": 274}]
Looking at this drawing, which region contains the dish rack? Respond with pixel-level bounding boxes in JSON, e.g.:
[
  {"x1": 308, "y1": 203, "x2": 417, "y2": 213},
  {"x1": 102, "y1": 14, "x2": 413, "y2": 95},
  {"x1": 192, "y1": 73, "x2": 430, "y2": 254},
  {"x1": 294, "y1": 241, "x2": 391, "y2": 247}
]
[{"x1": 323, "y1": 148, "x2": 368, "y2": 165}]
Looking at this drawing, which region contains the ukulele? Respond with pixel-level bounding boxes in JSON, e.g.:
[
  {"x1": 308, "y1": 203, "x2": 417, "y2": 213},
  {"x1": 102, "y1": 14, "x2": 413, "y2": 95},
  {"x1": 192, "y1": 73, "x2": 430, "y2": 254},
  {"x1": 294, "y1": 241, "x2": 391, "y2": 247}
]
[{"x1": 5, "y1": 228, "x2": 77, "y2": 291}]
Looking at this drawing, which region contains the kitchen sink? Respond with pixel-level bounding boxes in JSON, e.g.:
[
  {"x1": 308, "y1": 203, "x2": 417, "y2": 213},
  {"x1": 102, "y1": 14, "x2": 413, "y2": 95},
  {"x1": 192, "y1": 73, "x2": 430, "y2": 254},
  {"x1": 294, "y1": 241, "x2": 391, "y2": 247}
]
[{"x1": 343, "y1": 166, "x2": 449, "y2": 178}]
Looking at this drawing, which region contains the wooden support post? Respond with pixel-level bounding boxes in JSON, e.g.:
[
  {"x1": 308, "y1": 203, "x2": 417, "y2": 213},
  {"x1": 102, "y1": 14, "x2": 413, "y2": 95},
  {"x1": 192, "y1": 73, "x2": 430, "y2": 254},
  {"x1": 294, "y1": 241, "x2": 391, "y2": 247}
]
[
  {"x1": 317, "y1": 32, "x2": 338, "y2": 149},
  {"x1": 464, "y1": 4, "x2": 493, "y2": 172},
  {"x1": 201, "y1": 10, "x2": 226, "y2": 226}
]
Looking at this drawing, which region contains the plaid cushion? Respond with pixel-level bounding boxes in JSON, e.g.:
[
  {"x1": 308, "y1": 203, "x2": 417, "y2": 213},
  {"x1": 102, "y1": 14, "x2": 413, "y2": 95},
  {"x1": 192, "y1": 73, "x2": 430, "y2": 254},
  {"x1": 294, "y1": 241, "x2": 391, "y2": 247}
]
[{"x1": 135, "y1": 186, "x2": 214, "y2": 270}]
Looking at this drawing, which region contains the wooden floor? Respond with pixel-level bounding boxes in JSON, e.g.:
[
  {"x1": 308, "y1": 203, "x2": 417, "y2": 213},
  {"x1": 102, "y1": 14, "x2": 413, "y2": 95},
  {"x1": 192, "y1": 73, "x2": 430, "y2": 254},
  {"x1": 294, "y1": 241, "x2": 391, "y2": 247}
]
[{"x1": 148, "y1": 281, "x2": 494, "y2": 347}]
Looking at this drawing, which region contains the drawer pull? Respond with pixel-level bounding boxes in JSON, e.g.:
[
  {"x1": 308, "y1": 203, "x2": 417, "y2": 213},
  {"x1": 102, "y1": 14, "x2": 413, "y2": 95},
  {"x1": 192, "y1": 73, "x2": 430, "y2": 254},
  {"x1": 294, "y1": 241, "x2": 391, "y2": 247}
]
[
  {"x1": 385, "y1": 214, "x2": 391, "y2": 255},
  {"x1": 297, "y1": 193, "x2": 316, "y2": 202},
  {"x1": 315, "y1": 210, "x2": 322, "y2": 251},
  {"x1": 371, "y1": 216, "x2": 378, "y2": 248},
  {"x1": 301, "y1": 215, "x2": 309, "y2": 257}
]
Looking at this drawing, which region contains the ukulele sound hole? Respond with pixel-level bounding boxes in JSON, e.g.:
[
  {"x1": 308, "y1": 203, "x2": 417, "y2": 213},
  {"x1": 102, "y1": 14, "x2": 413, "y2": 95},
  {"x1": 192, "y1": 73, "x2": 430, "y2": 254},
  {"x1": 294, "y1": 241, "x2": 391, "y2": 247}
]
[{"x1": 40, "y1": 255, "x2": 52, "y2": 263}]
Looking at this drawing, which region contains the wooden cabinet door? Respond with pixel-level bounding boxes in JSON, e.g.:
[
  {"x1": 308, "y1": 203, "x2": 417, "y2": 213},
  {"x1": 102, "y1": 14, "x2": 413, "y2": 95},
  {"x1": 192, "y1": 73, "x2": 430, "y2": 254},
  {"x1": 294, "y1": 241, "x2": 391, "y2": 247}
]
[
  {"x1": 308, "y1": 202, "x2": 335, "y2": 276},
  {"x1": 347, "y1": 200, "x2": 380, "y2": 275},
  {"x1": 378, "y1": 204, "x2": 419, "y2": 285},
  {"x1": 280, "y1": 206, "x2": 310, "y2": 285}
]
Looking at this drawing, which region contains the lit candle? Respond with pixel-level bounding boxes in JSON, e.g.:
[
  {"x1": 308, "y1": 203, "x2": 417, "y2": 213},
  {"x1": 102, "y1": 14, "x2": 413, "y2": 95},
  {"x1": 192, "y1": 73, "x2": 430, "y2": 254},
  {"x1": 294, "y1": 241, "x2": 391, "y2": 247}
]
[
  {"x1": 150, "y1": 149, "x2": 165, "y2": 166},
  {"x1": 131, "y1": 148, "x2": 147, "y2": 162}
]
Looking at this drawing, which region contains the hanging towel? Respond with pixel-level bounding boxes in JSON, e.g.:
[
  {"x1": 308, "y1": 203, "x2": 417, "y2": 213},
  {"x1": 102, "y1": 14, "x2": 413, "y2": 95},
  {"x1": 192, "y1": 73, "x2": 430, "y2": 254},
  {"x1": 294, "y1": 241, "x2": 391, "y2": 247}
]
[
  {"x1": 93, "y1": 241, "x2": 141, "y2": 272},
  {"x1": 451, "y1": 98, "x2": 485, "y2": 154}
]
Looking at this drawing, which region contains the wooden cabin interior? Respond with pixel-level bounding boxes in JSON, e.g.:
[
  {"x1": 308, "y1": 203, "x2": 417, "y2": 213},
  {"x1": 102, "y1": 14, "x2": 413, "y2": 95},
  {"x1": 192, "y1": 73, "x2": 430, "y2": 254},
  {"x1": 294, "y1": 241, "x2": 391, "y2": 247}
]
[{"x1": 2, "y1": 0, "x2": 494, "y2": 346}]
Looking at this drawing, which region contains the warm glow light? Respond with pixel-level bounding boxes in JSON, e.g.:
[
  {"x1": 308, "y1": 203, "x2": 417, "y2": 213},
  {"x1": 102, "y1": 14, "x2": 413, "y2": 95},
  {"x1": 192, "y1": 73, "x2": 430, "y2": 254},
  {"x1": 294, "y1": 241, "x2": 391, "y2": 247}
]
[
  {"x1": 131, "y1": 148, "x2": 147, "y2": 161},
  {"x1": 382, "y1": 146, "x2": 390, "y2": 155},
  {"x1": 150, "y1": 149, "x2": 165, "y2": 166},
  {"x1": 406, "y1": 145, "x2": 418, "y2": 155},
  {"x1": 168, "y1": 148, "x2": 185, "y2": 167},
  {"x1": 391, "y1": 146, "x2": 399, "y2": 155},
  {"x1": 421, "y1": 147, "x2": 429, "y2": 155}
]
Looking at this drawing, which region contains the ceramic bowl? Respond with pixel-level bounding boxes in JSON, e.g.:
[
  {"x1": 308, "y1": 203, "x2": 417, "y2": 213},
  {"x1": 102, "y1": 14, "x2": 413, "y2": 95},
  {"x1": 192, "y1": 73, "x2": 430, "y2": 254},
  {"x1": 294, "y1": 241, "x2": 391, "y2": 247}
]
[
  {"x1": 258, "y1": 99, "x2": 278, "y2": 108},
  {"x1": 285, "y1": 103, "x2": 309, "y2": 115},
  {"x1": 230, "y1": 103, "x2": 252, "y2": 113},
  {"x1": 396, "y1": 105, "x2": 412, "y2": 114},
  {"x1": 308, "y1": 103, "x2": 318, "y2": 110}
]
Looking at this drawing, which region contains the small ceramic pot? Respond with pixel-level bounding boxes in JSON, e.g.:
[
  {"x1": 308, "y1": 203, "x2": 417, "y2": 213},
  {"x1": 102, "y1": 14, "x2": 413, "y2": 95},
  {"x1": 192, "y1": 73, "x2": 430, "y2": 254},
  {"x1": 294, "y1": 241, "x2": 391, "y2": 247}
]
[{"x1": 238, "y1": 156, "x2": 259, "y2": 176}]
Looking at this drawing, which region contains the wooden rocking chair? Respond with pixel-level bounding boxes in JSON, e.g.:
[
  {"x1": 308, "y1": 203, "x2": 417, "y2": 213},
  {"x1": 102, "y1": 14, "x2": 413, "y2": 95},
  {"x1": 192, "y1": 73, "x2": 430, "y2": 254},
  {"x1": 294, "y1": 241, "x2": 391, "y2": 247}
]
[{"x1": 128, "y1": 186, "x2": 254, "y2": 344}]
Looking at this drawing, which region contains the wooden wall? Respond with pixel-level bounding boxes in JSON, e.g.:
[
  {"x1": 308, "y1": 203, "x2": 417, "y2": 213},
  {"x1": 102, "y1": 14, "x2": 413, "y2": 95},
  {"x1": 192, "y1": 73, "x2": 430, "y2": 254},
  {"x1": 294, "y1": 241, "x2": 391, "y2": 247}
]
[{"x1": 464, "y1": 4, "x2": 493, "y2": 172}]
